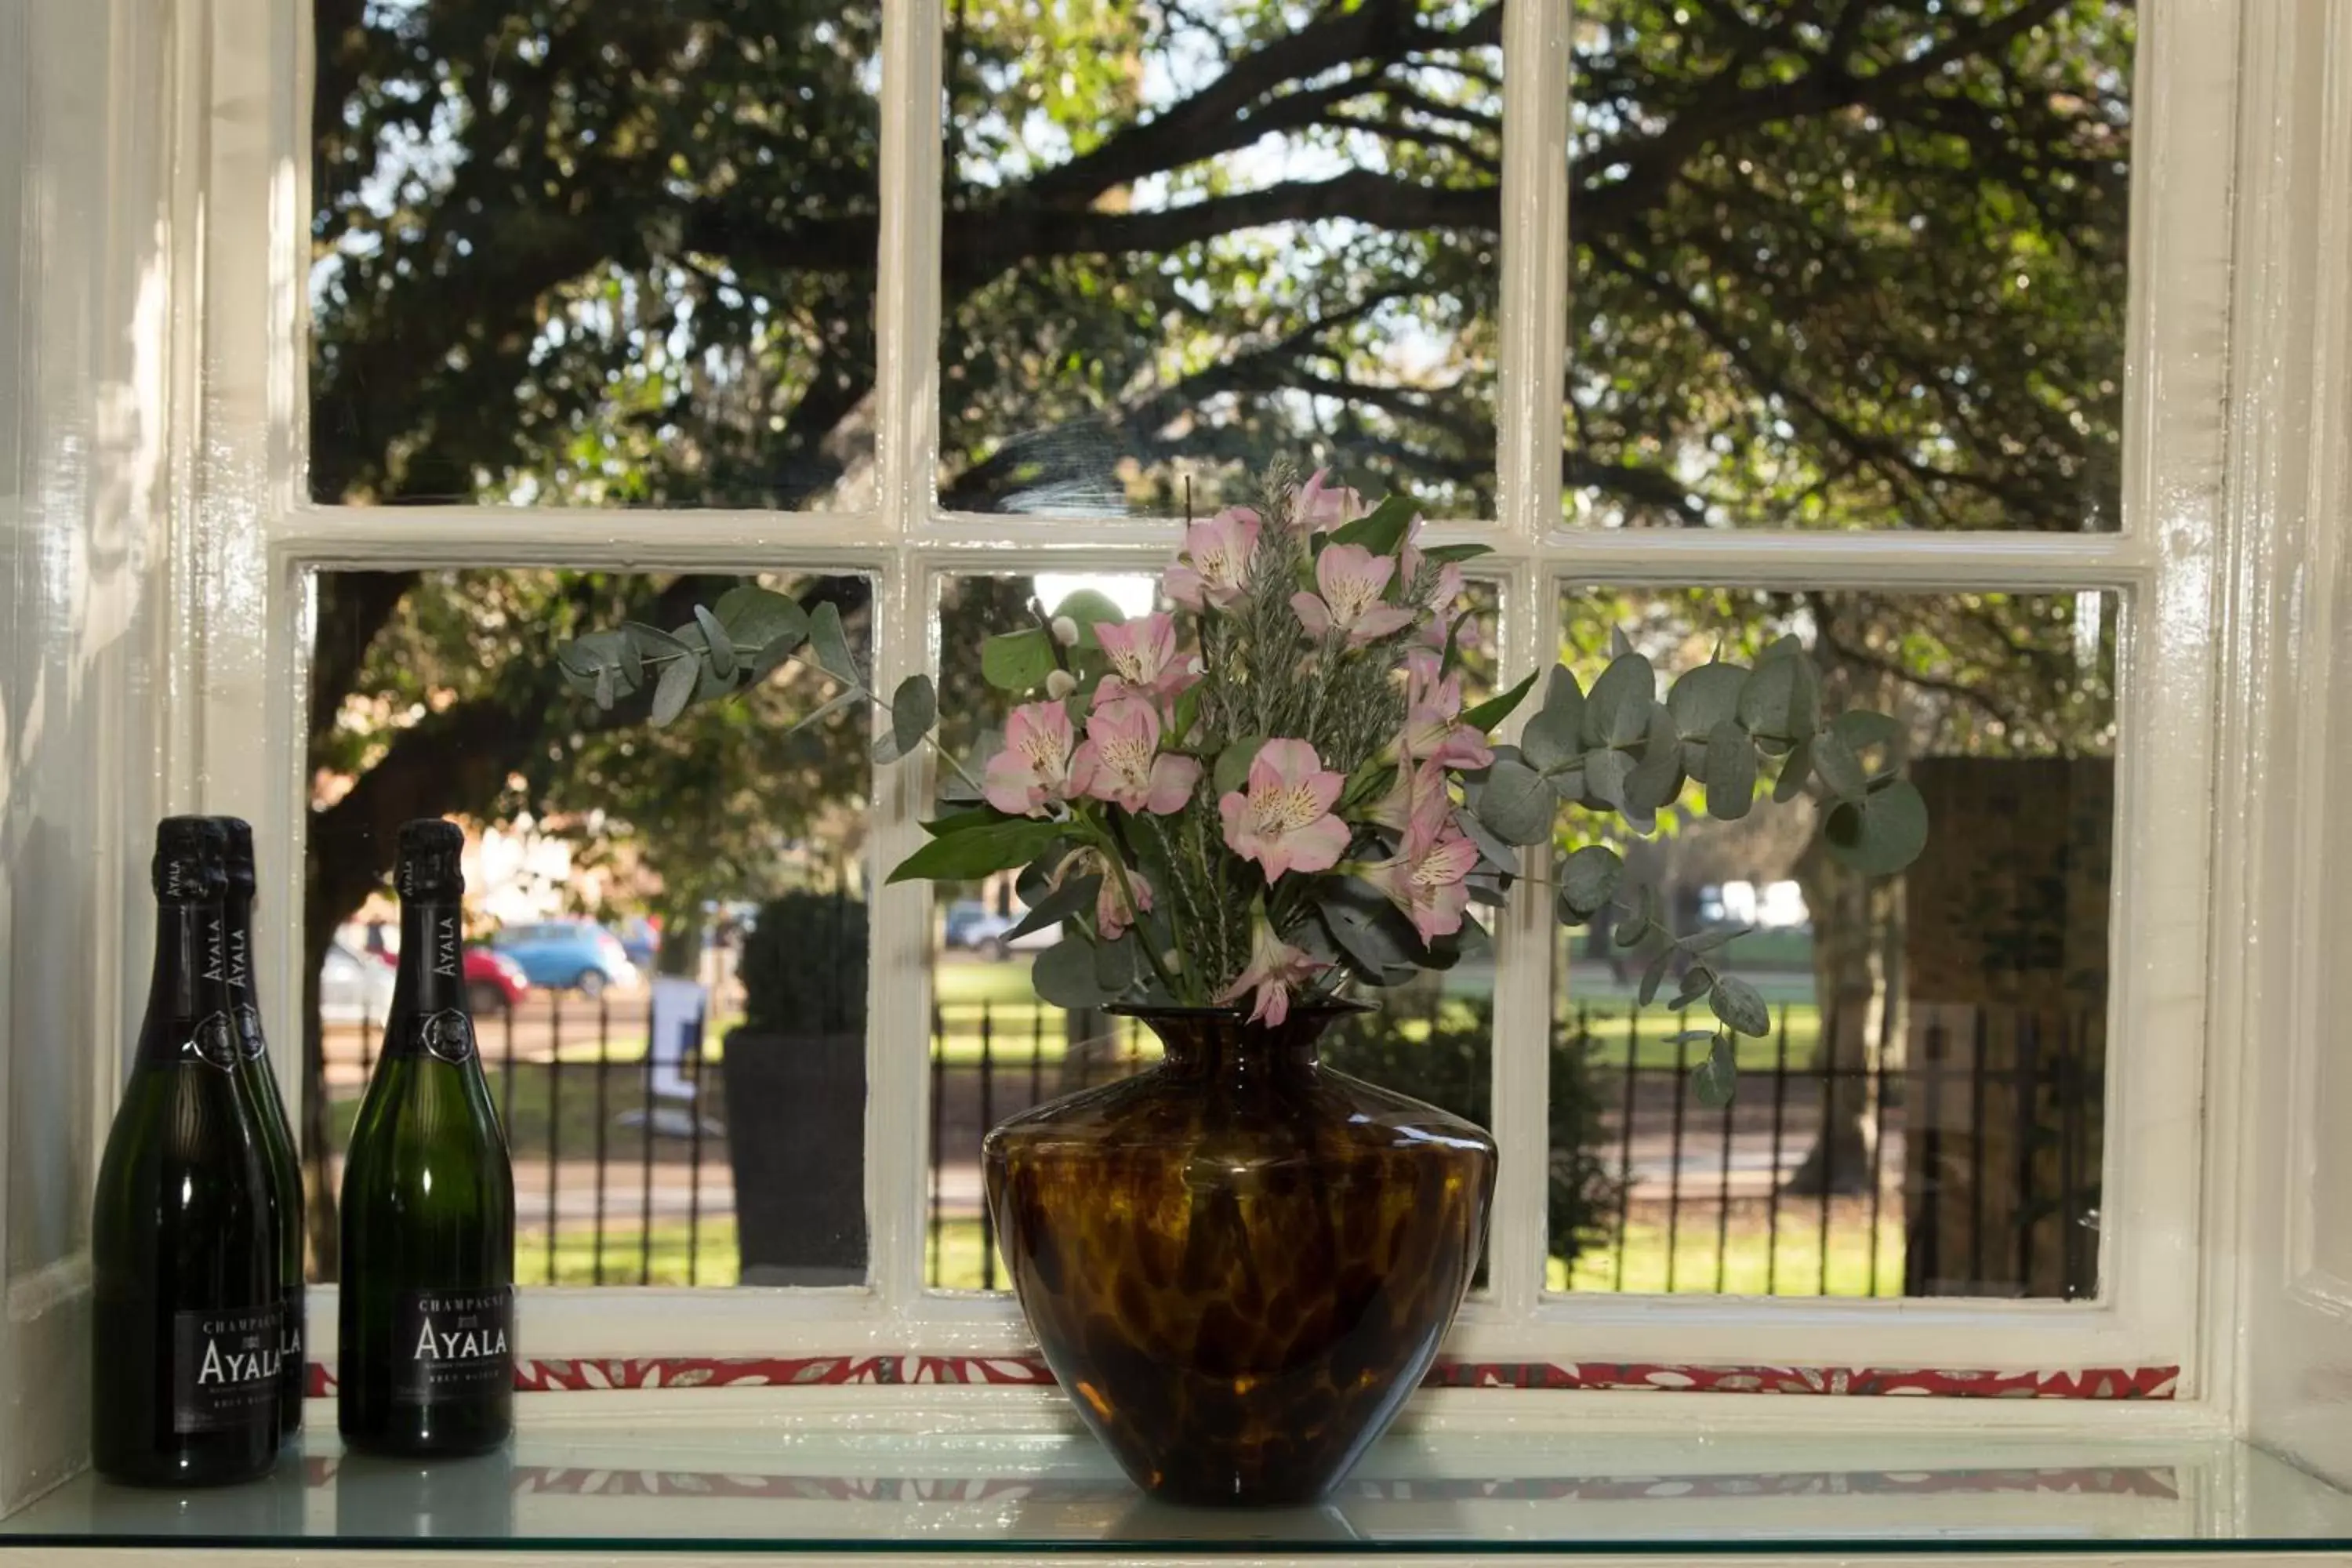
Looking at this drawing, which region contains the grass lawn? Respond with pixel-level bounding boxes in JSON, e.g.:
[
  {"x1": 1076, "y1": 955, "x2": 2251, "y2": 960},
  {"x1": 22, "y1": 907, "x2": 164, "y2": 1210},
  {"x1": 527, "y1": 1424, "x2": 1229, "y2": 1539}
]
[{"x1": 517, "y1": 1217, "x2": 739, "y2": 1287}]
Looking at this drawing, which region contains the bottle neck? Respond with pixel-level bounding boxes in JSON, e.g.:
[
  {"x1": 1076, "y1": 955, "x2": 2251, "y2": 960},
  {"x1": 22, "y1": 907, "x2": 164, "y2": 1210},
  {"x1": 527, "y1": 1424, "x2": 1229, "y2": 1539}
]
[
  {"x1": 220, "y1": 891, "x2": 266, "y2": 1054},
  {"x1": 387, "y1": 897, "x2": 469, "y2": 1043},
  {"x1": 139, "y1": 901, "x2": 230, "y2": 1066}
]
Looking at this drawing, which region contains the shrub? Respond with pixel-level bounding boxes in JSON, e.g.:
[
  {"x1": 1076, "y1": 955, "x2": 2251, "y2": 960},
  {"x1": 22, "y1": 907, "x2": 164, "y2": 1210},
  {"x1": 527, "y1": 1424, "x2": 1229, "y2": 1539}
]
[{"x1": 739, "y1": 889, "x2": 867, "y2": 1036}]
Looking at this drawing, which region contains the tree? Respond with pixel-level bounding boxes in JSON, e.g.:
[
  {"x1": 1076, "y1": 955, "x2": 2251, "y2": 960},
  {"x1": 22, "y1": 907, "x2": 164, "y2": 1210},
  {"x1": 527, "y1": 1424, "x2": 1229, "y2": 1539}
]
[{"x1": 304, "y1": 0, "x2": 2132, "y2": 1268}]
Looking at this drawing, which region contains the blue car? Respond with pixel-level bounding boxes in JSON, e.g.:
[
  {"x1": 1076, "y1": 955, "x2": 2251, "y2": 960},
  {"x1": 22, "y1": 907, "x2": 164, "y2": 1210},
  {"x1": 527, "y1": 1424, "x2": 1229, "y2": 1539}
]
[{"x1": 490, "y1": 920, "x2": 639, "y2": 998}]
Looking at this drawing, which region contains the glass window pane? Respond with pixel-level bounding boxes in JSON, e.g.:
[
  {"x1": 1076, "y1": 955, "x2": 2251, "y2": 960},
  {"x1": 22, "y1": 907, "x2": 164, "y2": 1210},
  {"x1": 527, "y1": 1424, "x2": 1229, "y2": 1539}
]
[
  {"x1": 1550, "y1": 588, "x2": 2115, "y2": 1299},
  {"x1": 928, "y1": 573, "x2": 1500, "y2": 1291},
  {"x1": 310, "y1": 7, "x2": 881, "y2": 509},
  {"x1": 1566, "y1": 8, "x2": 2132, "y2": 530},
  {"x1": 943, "y1": 2, "x2": 1503, "y2": 518},
  {"x1": 304, "y1": 568, "x2": 874, "y2": 1288}
]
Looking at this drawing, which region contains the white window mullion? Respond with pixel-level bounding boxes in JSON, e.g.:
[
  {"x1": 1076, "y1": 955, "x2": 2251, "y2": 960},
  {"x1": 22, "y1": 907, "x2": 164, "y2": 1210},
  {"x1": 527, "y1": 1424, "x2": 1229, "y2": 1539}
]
[
  {"x1": 1483, "y1": 0, "x2": 1574, "y2": 1318},
  {"x1": 869, "y1": 0, "x2": 948, "y2": 1319}
]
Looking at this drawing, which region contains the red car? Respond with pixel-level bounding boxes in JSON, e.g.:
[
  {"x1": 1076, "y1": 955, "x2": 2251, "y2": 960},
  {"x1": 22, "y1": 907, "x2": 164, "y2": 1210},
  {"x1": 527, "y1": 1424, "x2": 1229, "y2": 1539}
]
[{"x1": 366, "y1": 943, "x2": 530, "y2": 1014}]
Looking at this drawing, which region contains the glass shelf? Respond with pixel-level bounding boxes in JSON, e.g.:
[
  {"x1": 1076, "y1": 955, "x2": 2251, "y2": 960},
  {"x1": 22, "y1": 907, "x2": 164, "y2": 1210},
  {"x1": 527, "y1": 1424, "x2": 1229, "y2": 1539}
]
[{"x1": 9, "y1": 1415, "x2": 2352, "y2": 1555}]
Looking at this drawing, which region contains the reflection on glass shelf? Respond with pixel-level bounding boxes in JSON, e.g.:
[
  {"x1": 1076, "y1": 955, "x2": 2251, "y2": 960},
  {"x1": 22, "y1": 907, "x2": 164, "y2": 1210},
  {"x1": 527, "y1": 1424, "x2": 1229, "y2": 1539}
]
[{"x1": 10, "y1": 1425, "x2": 2352, "y2": 1552}]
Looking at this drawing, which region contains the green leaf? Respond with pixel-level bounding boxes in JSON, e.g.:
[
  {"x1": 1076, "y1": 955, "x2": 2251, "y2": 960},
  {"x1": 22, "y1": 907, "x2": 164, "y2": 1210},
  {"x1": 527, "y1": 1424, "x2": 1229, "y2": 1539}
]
[
  {"x1": 1710, "y1": 974, "x2": 1771, "y2": 1036},
  {"x1": 1420, "y1": 542, "x2": 1494, "y2": 564},
  {"x1": 1774, "y1": 739, "x2": 1814, "y2": 803},
  {"x1": 1094, "y1": 931, "x2": 1145, "y2": 993},
  {"x1": 1621, "y1": 706, "x2": 1684, "y2": 816},
  {"x1": 1475, "y1": 758, "x2": 1558, "y2": 845},
  {"x1": 1007, "y1": 873, "x2": 1099, "y2": 941},
  {"x1": 694, "y1": 605, "x2": 736, "y2": 679},
  {"x1": 1582, "y1": 651, "x2": 1656, "y2": 748},
  {"x1": 786, "y1": 686, "x2": 863, "y2": 736},
  {"x1": 1519, "y1": 666, "x2": 1584, "y2": 774},
  {"x1": 1170, "y1": 682, "x2": 1203, "y2": 745},
  {"x1": 1823, "y1": 777, "x2": 1931, "y2": 876},
  {"x1": 649, "y1": 655, "x2": 699, "y2": 728},
  {"x1": 920, "y1": 807, "x2": 1002, "y2": 838},
  {"x1": 1320, "y1": 882, "x2": 1421, "y2": 982},
  {"x1": 1681, "y1": 924, "x2": 1750, "y2": 955},
  {"x1": 890, "y1": 673, "x2": 938, "y2": 758},
  {"x1": 1737, "y1": 655, "x2": 1798, "y2": 739},
  {"x1": 1668, "y1": 662, "x2": 1747, "y2": 739},
  {"x1": 1667, "y1": 966, "x2": 1717, "y2": 1011},
  {"x1": 1556, "y1": 844, "x2": 1624, "y2": 923},
  {"x1": 1327, "y1": 492, "x2": 1418, "y2": 556},
  {"x1": 1460, "y1": 666, "x2": 1539, "y2": 732},
  {"x1": 1050, "y1": 588, "x2": 1127, "y2": 652},
  {"x1": 1033, "y1": 936, "x2": 1115, "y2": 1009},
  {"x1": 1581, "y1": 748, "x2": 1635, "y2": 812},
  {"x1": 1613, "y1": 884, "x2": 1659, "y2": 949},
  {"x1": 981, "y1": 627, "x2": 1055, "y2": 692},
  {"x1": 1691, "y1": 1035, "x2": 1739, "y2": 1109},
  {"x1": 1639, "y1": 946, "x2": 1674, "y2": 1007},
  {"x1": 887, "y1": 817, "x2": 1065, "y2": 884},
  {"x1": 1704, "y1": 720, "x2": 1758, "y2": 820},
  {"x1": 715, "y1": 585, "x2": 811, "y2": 652},
  {"x1": 593, "y1": 664, "x2": 615, "y2": 711},
  {"x1": 1812, "y1": 729, "x2": 1867, "y2": 803},
  {"x1": 1213, "y1": 735, "x2": 1269, "y2": 797},
  {"x1": 1338, "y1": 758, "x2": 1394, "y2": 813},
  {"x1": 809, "y1": 602, "x2": 861, "y2": 687},
  {"x1": 1455, "y1": 805, "x2": 1519, "y2": 871},
  {"x1": 1831, "y1": 709, "x2": 1904, "y2": 751}
]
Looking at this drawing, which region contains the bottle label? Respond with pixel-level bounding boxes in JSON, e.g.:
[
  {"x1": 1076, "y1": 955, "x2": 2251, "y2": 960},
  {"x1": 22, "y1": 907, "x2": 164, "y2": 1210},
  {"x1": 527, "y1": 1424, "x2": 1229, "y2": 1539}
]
[
  {"x1": 234, "y1": 1003, "x2": 267, "y2": 1061},
  {"x1": 421, "y1": 1010, "x2": 475, "y2": 1065},
  {"x1": 182, "y1": 1013, "x2": 241, "y2": 1070},
  {"x1": 172, "y1": 1305, "x2": 285, "y2": 1435},
  {"x1": 390, "y1": 1287, "x2": 513, "y2": 1406}
]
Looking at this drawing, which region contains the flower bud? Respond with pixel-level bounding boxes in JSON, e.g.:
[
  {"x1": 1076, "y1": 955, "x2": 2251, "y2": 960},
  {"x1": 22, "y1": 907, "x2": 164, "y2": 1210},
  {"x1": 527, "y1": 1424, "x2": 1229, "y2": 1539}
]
[
  {"x1": 1051, "y1": 615, "x2": 1080, "y2": 647},
  {"x1": 1045, "y1": 668, "x2": 1076, "y2": 699}
]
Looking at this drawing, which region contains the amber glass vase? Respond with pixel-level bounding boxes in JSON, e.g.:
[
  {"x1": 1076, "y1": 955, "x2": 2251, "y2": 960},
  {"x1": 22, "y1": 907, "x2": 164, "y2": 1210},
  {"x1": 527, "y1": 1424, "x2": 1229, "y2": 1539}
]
[{"x1": 983, "y1": 1003, "x2": 1497, "y2": 1506}]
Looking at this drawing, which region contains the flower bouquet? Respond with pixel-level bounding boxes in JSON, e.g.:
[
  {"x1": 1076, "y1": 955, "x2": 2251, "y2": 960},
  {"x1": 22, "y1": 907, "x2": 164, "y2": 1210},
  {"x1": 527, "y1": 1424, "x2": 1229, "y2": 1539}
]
[{"x1": 557, "y1": 464, "x2": 1926, "y2": 1098}]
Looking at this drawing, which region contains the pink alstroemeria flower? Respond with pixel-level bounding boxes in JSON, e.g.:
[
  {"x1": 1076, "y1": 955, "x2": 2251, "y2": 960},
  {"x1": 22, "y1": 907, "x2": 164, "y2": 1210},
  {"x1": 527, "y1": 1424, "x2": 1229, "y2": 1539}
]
[
  {"x1": 1096, "y1": 863, "x2": 1154, "y2": 941},
  {"x1": 1291, "y1": 543, "x2": 1417, "y2": 647},
  {"x1": 1399, "y1": 647, "x2": 1494, "y2": 770},
  {"x1": 1163, "y1": 506, "x2": 1261, "y2": 612},
  {"x1": 1295, "y1": 467, "x2": 1368, "y2": 532},
  {"x1": 1218, "y1": 739, "x2": 1350, "y2": 880},
  {"x1": 1095, "y1": 612, "x2": 1196, "y2": 703},
  {"x1": 1368, "y1": 756, "x2": 1450, "y2": 834},
  {"x1": 1215, "y1": 909, "x2": 1330, "y2": 1026},
  {"x1": 1356, "y1": 789, "x2": 1481, "y2": 944},
  {"x1": 1070, "y1": 695, "x2": 1200, "y2": 815},
  {"x1": 983, "y1": 700, "x2": 1076, "y2": 817}
]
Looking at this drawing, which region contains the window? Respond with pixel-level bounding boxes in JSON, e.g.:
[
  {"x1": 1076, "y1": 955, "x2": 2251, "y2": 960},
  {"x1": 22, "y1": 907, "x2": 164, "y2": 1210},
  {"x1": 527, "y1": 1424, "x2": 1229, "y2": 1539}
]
[{"x1": 176, "y1": 0, "x2": 2240, "y2": 1381}]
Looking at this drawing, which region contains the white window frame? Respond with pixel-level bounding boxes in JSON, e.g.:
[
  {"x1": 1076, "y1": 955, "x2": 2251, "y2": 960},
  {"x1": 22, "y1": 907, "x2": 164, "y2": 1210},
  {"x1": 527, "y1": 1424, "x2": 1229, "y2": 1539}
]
[{"x1": 168, "y1": 0, "x2": 2256, "y2": 1424}]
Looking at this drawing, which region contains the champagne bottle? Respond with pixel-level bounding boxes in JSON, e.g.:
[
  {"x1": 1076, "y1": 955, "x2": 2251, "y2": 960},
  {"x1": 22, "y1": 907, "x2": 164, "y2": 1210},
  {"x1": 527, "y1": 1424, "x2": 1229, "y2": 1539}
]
[
  {"x1": 93, "y1": 816, "x2": 282, "y2": 1486},
  {"x1": 215, "y1": 817, "x2": 307, "y2": 1441},
  {"x1": 339, "y1": 818, "x2": 515, "y2": 1457}
]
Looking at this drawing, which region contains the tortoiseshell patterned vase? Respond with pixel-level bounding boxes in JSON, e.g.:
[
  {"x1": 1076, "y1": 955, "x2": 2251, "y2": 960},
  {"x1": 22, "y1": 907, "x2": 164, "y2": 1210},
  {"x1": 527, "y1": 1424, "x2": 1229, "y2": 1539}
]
[{"x1": 982, "y1": 1003, "x2": 1497, "y2": 1506}]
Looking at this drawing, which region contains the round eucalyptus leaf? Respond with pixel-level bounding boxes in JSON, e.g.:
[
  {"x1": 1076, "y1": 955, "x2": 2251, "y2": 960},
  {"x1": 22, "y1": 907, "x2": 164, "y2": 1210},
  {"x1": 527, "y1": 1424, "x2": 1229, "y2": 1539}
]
[{"x1": 1823, "y1": 777, "x2": 1930, "y2": 876}]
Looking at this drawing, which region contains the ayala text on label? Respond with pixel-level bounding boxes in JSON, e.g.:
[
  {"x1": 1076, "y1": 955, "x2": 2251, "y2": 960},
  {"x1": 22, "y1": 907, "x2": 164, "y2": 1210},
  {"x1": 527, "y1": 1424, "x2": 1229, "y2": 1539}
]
[
  {"x1": 390, "y1": 1287, "x2": 513, "y2": 1406},
  {"x1": 172, "y1": 1305, "x2": 285, "y2": 1435}
]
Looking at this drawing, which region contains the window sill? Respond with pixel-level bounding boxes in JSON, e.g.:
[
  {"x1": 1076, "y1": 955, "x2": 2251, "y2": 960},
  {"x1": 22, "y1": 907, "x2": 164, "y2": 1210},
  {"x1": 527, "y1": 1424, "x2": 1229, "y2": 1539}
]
[{"x1": 5, "y1": 1403, "x2": 2351, "y2": 1559}]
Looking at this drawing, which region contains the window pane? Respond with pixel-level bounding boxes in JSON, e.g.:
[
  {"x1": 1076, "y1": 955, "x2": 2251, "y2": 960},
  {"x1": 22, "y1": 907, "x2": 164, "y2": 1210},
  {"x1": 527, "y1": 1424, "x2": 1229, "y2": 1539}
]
[
  {"x1": 928, "y1": 574, "x2": 1499, "y2": 1291},
  {"x1": 1567, "y1": 7, "x2": 2132, "y2": 530},
  {"x1": 310, "y1": 6, "x2": 881, "y2": 509},
  {"x1": 1550, "y1": 588, "x2": 2115, "y2": 1299},
  {"x1": 943, "y1": 2, "x2": 1503, "y2": 518},
  {"x1": 304, "y1": 568, "x2": 874, "y2": 1288}
]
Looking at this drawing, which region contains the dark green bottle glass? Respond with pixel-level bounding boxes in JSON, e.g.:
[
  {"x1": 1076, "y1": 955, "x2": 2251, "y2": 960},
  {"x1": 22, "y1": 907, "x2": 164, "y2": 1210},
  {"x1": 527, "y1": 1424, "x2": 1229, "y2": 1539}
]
[
  {"x1": 215, "y1": 817, "x2": 307, "y2": 1441},
  {"x1": 338, "y1": 818, "x2": 515, "y2": 1457},
  {"x1": 93, "y1": 816, "x2": 283, "y2": 1487}
]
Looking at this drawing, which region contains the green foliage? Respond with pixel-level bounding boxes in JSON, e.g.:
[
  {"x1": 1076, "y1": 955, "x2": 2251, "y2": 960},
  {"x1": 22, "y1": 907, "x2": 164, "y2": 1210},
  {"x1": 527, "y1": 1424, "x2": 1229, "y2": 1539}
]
[
  {"x1": 1319, "y1": 996, "x2": 1623, "y2": 1273},
  {"x1": 740, "y1": 890, "x2": 869, "y2": 1037}
]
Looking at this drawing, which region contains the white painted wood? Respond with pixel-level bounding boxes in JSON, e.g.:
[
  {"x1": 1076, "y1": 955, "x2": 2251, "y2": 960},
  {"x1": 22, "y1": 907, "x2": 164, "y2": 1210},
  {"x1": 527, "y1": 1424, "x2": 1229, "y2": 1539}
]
[
  {"x1": 0, "y1": 0, "x2": 180, "y2": 1512},
  {"x1": 2221, "y1": 0, "x2": 2352, "y2": 1491}
]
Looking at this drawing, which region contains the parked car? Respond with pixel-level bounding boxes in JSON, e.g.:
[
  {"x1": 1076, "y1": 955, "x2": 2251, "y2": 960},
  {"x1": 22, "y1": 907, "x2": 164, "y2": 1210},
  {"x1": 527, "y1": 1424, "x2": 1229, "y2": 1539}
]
[
  {"x1": 318, "y1": 940, "x2": 397, "y2": 1025},
  {"x1": 490, "y1": 920, "x2": 639, "y2": 997},
  {"x1": 464, "y1": 948, "x2": 531, "y2": 1014},
  {"x1": 941, "y1": 898, "x2": 1058, "y2": 960}
]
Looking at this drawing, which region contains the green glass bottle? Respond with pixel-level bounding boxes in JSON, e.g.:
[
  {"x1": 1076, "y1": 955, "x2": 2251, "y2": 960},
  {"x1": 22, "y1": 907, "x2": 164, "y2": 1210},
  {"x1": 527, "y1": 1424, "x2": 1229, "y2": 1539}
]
[
  {"x1": 93, "y1": 816, "x2": 282, "y2": 1486},
  {"x1": 215, "y1": 817, "x2": 307, "y2": 1441},
  {"x1": 338, "y1": 818, "x2": 515, "y2": 1457}
]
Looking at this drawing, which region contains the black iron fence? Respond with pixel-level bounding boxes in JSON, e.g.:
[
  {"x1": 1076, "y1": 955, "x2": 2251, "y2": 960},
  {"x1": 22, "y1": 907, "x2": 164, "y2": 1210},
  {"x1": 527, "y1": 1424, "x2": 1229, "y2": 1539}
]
[{"x1": 316, "y1": 989, "x2": 2103, "y2": 1301}]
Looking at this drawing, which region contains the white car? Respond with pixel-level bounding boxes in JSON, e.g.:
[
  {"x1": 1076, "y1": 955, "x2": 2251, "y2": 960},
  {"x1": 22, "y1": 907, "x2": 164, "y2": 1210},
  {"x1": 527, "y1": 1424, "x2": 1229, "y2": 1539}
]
[{"x1": 318, "y1": 940, "x2": 396, "y2": 1025}]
